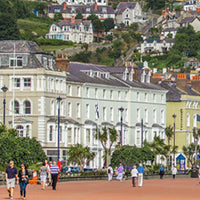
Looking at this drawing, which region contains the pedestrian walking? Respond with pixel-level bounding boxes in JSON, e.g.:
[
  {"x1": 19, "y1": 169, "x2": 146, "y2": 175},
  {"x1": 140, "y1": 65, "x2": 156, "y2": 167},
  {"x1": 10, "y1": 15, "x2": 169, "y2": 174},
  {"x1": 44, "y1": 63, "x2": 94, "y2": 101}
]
[
  {"x1": 172, "y1": 165, "x2": 177, "y2": 179},
  {"x1": 137, "y1": 163, "x2": 145, "y2": 187},
  {"x1": 116, "y1": 163, "x2": 124, "y2": 181},
  {"x1": 107, "y1": 164, "x2": 113, "y2": 181},
  {"x1": 114, "y1": 167, "x2": 118, "y2": 177},
  {"x1": 131, "y1": 165, "x2": 138, "y2": 187},
  {"x1": 48, "y1": 161, "x2": 52, "y2": 186},
  {"x1": 39, "y1": 162, "x2": 48, "y2": 190},
  {"x1": 5, "y1": 161, "x2": 18, "y2": 200},
  {"x1": 18, "y1": 164, "x2": 29, "y2": 200},
  {"x1": 159, "y1": 165, "x2": 165, "y2": 179},
  {"x1": 50, "y1": 161, "x2": 60, "y2": 190}
]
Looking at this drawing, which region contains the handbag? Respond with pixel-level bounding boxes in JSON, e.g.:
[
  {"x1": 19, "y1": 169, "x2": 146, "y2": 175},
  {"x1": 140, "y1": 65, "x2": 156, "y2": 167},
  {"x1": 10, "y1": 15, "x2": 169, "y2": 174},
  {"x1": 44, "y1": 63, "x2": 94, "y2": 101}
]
[{"x1": 22, "y1": 177, "x2": 29, "y2": 184}]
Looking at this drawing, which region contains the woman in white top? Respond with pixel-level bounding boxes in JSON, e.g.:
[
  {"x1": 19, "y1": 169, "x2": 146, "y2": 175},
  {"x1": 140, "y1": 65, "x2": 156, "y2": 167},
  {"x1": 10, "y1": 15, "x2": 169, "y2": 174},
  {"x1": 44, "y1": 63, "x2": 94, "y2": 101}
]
[
  {"x1": 131, "y1": 165, "x2": 138, "y2": 187},
  {"x1": 171, "y1": 165, "x2": 177, "y2": 179}
]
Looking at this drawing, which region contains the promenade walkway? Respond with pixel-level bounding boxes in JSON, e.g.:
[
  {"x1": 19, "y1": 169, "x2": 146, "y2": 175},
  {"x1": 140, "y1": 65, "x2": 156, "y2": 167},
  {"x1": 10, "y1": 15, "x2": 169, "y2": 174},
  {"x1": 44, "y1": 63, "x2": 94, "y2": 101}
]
[{"x1": 0, "y1": 178, "x2": 199, "y2": 200}]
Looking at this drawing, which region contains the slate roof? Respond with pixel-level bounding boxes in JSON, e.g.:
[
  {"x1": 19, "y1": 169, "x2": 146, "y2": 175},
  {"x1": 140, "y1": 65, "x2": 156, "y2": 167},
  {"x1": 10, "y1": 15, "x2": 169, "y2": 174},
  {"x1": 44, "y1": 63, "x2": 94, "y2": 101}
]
[
  {"x1": 0, "y1": 40, "x2": 59, "y2": 71},
  {"x1": 142, "y1": 38, "x2": 161, "y2": 43},
  {"x1": 47, "y1": 3, "x2": 115, "y2": 15},
  {"x1": 162, "y1": 38, "x2": 175, "y2": 43},
  {"x1": 116, "y1": 2, "x2": 137, "y2": 14},
  {"x1": 158, "y1": 81, "x2": 200, "y2": 101},
  {"x1": 68, "y1": 62, "x2": 167, "y2": 91},
  {"x1": 180, "y1": 16, "x2": 200, "y2": 24},
  {"x1": 0, "y1": 40, "x2": 44, "y2": 54},
  {"x1": 52, "y1": 19, "x2": 92, "y2": 29}
]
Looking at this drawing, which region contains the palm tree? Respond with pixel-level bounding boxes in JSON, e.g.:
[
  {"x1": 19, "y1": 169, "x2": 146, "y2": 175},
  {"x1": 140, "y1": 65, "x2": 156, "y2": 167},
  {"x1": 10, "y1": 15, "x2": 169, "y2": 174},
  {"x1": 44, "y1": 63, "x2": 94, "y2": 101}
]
[
  {"x1": 145, "y1": 136, "x2": 167, "y2": 166},
  {"x1": 96, "y1": 127, "x2": 118, "y2": 167},
  {"x1": 182, "y1": 143, "x2": 195, "y2": 167},
  {"x1": 165, "y1": 126, "x2": 174, "y2": 168},
  {"x1": 192, "y1": 128, "x2": 200, "y2": 167}
]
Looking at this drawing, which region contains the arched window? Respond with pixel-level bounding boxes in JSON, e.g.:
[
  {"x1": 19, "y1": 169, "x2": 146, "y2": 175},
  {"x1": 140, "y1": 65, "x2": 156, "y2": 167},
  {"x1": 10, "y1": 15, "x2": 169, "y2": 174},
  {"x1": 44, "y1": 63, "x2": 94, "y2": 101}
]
[
  {"x1": 16, "y1": 125, "x2": 24, "y2": 137},
  {"x1": 23, "y1": 100, "x2": 31, "y2": 114},
  {"x1": 14, "y1": 101, "x2": 20, "y2": 114}
]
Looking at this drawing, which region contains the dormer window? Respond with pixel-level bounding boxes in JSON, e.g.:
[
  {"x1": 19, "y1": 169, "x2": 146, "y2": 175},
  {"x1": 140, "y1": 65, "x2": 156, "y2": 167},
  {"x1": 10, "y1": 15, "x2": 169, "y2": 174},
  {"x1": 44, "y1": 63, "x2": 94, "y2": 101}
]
[
  {"x1": 129, "y1": 68, "x2": 134, "y2": 81},
  {"x1": 123, "y1": 68, "x2": 128, "y2": 80},
  {"x1": 141, "y1": 70, "x2": 145, "y2": 83},
  {"x1": 54, "y1": 8, "x2": 60, "y2": 12},
  {"x1": 102, "y1": 8, "x2": 107, "y2": 13},
  {"x1": 146, "y1": 71, "x2": 151, "y2": 83},
  {"x1": 89, "y1": 70, "x2": 94, "y2": 77},
  {"x1": 10, "y1": 57, "x2": 23, "y2": 68}
]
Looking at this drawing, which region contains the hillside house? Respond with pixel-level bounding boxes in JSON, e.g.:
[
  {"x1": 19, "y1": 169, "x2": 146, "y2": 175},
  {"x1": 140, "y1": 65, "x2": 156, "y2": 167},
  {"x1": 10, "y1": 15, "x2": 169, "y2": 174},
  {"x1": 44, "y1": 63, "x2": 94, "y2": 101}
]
[
  {"x1": 46, "y1": 18, "x2": 94, "y2": 43},
  {"x1": 115, "y1": 2, "x2": 143, "y2": 25}
]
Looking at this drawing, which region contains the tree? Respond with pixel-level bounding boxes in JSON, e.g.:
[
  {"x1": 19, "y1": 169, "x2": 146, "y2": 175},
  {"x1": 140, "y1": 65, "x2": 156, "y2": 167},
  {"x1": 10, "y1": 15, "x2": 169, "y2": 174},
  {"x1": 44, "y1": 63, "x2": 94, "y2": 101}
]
[
  {"x1": 96, "y1": 127, "x2": 118, "y2": 167},
  {"x1": 93, "y1": 19, "x2": 105, "y2": 42},
  {"x1": 87, "y1": 14, "x2": 104, "y2": 42},
  {"x1": 192, "y1": 128, "x2": 200, "y2": 166},
  {"x1": 145, "y1": 136, "x2": 168, "y2": 166},
  {"x1": 103, "y1": 18, "x2": 115, "y2": 33},
  {"x1": 35, "y1": 2, "x2": 46, "y2": 15},
  {"x1": 75, "y1": 12, "x2": 83, "y2": 19},
  {"x1": 68, "y1": 144, "x2": 95, "y2": 172},
  {"x1": 111, "y1": 145, "x2": 154, "y2": 168},
  {"x1": 54, "y1": 12, "x2": 63, "y2": 22},
  {"x1": 0, "y1": 125, "x2": 47, "y2": 167},
  {"x1": 87, "y1": 14, "x2": 99, "y2": 22},
  {"x1": 0, "y1": 0, "x2": 20, "y2": 40},
  {"x1": 182, "y1": 143, "x2": 196, "y2": 167},
  {"x1": 165, "y1": 126, "x2": 174, "y2": 167}
]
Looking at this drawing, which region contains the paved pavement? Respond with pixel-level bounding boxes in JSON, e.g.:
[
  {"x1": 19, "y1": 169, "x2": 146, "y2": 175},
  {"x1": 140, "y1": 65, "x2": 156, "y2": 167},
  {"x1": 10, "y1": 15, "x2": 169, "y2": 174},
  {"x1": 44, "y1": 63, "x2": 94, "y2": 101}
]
[{"x1": 0, "y1": 178, "x2": 200, "y2": 200}]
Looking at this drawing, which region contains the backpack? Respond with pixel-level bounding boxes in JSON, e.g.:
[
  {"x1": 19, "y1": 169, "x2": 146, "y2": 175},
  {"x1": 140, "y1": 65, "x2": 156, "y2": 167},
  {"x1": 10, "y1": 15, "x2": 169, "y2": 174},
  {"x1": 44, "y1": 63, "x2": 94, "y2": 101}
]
[{"x1": 108, "y1": 168, "x2": 111, "y2": 173}]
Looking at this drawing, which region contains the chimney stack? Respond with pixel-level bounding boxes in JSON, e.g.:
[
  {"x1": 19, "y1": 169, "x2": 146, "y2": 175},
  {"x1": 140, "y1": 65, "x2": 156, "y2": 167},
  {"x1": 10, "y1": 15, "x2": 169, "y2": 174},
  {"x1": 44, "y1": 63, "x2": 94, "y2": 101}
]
[
  {"x1": 63, "y1": 2, "x2": 67, "y2": 10},
  {"x1": 191, "y1": 76, "x2": 200, "y2": 93},
  {"x1": 151, "y1": 73, "x2": 162, "y2": 84},
  {"x1": 55, "y1": 54, "x2": 69, "y2": 72},
  {"x1": 133, "y1": 65, "x2": 138, "y2": 81},
  {"x1": 176, "y1": 74, "x2": 188, "y2": 92},
  {"x1": 94, "y1": 2, "x2": 97, "y2": 10}
]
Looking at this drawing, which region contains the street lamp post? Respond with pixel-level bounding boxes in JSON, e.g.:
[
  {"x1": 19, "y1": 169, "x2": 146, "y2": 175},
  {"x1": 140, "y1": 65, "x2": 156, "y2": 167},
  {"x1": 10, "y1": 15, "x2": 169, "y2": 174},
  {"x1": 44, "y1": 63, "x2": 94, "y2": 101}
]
[
  {"x1": 1, "y1": 86, "x2": 8, "y2": 125},
  {"x1": 119, "y1": 107, "x2": 124, "y2": 146},
  {"x1": 57, "y1": 96, "x2": 62, "y2": 161},
  {"x1": 141, "y1": 118, "x2": 143, "y2": 147},
  {"x1": 172, "y1": 114, "x2": 176, "y2": 165}
]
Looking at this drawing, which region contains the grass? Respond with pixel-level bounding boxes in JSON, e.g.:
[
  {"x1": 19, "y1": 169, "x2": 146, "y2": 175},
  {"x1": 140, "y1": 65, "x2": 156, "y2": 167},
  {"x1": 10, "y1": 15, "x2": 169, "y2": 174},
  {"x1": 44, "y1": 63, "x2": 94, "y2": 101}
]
[
  {"x1": 40, "y1": 45, "x2": 75, "y2": 53},
  {"x1": 17, "y1": 18, "x2": 50, "y2": 39}
]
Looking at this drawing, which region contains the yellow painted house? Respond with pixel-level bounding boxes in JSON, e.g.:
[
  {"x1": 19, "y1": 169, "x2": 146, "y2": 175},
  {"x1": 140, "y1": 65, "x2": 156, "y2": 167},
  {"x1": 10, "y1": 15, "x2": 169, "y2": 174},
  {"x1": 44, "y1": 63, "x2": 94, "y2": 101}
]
[{"x1": 157, "y1": 74, "x2": 200, "y2": 168}]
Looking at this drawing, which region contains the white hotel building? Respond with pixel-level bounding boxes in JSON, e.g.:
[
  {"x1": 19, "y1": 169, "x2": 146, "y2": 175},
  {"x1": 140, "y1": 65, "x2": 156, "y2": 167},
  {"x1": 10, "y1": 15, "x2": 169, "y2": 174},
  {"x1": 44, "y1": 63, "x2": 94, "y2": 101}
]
[{"x1": 0, "y1": 40, "x2": 167, "y2": 168}]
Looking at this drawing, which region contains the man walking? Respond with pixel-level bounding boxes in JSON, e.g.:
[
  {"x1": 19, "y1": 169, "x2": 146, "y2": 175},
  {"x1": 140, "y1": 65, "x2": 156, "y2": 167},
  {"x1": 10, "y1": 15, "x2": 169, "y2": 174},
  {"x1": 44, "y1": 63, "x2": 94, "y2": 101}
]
[
  {"x1": 107, "y1": 164, "x2": 113, "y2": 181},
  {"x1": 137, "y1": 163, "x2": 145, "y2": 187},
  {"x1": 159, "y1": 165, "x2": 165, "y2": 179},
  {"x1": 50, "y1": 161, "x2": 60, "y2": 190},
  {"x1": 5, "y1": 161, "x2": 18, "y2": 199}
]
